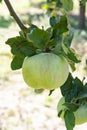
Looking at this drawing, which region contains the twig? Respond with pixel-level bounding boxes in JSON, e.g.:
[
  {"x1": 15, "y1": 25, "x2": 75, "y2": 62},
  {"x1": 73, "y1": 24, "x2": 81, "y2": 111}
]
[{"x1": 4, "y1": 0, "x2": 27, "y2": 30}]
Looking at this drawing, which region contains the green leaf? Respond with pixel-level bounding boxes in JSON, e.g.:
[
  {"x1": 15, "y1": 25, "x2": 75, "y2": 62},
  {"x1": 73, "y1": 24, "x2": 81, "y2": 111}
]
[
  {"x1": 47, "y1": 39, "x2": 56, "y2": 48},
  {"x1": 62, "y1": 44, "x2": 81, "y2": 63},
  {"x1": 76, "y1": 92, "x2": 87, "y2": 100},
  {"x1": 56, "y1": 0, "x2": 62, "y2": 8},
  {"x1": 6, "y1": 36, "x2": 36, "y2": 56},
  {"x1": 67, "y1": 48, "x2": 81, "y2": 63},
  {"x1": 64, "y1": 110, "x2": 75, "y2": 130},
  {"x1": 61, "y1": 74, "x2": 84, "y2": 103},
  {"x1": 46, "y1": 27, "x2": 53, "y2": 37},
  {"x1": 50, "y1": 16, "x2": 57, "y2": 26},
  {"x1": 50, "y1": 16, "x2": 60, "y2": 26},
  {"x1": 27, "y1": 28, "x2": 50, "y2": 49},
  {"x1": 85, "y1": 83, "x2": 87, "y2": 87},
  {"x1": 29, "y1": 24, "x2": 38, "y2": 31},
  {"x1": 11, "y1": 55, "x2": 25, "y2": 70},
  {"x1": 75, "y1": 83, "x2": 87, "y2": 100},
  {"x1": 67, "y1": 59, "x2": 76, "y2": 71},
  {"x1": 6, "y1": 36, "x2": 36, "y2": 70},
  {"x1": 74, "y1": 77, "x2": 83, "y2": 88},
  {"x1": 0, "y1": 0, "x2": 2, "y2": 3},
  {"x1": 61, "y1": 73, "x2": 73, "y2": 97},
  {"x1": 64, "y1": 102, "x2": 79, "y2": 112},
  {"x1": 53, "y1": 16, "x2": 68, "y2": 38},
  {"x1": 63, "y1": 29, "x2": 74, "y2": 47},
  {"x1": 60, "y1": 0, "x2": 73, "y2": 11},
  {"x1": 51, "y1": 43, "x2": 62, "y2": 55}
]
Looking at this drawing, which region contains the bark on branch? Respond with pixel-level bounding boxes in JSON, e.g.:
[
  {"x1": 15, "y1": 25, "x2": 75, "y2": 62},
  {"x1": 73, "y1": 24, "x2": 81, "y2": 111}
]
[{"x1": 4, "y1": 0, "x2": 27, "y2": 30}]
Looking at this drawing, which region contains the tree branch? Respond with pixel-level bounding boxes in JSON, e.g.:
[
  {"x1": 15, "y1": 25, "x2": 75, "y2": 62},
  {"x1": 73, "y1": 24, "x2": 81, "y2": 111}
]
[{"x1": 4, "y1": 0, "x2": 27, "y2": 30}]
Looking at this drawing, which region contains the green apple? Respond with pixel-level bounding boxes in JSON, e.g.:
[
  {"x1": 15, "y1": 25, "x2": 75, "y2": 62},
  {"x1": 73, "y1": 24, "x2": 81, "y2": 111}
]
[
  {"x1": 57, "y1": 97, "x2": 87, "y2": 125},
  {"x1": 74, "y1": 103, "x2": 87, "y2": 125},
  {"x1": 22, "y1": 53, "x2": 69, "y2": 90},
  {"x1": 57, "y1": 97, "x2": 66, "y2": 118}
]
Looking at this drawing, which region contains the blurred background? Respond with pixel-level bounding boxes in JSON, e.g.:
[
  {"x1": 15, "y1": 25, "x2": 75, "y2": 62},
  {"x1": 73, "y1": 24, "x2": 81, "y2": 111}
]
[{"x1": 0, "y1": 0, "x2": 87, "y2": 130}]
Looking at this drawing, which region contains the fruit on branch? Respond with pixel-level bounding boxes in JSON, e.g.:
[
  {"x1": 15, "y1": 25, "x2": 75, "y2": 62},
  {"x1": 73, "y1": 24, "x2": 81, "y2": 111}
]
[
  {"x1": 74, "y1": 103, "x2": 87, "y2": 125},
  {"x1": 22, "y1": 53, "x2": 69, "y2": 90},
  {"x1": 57, "y1": 97, "x2": 87, "y2": 125}
]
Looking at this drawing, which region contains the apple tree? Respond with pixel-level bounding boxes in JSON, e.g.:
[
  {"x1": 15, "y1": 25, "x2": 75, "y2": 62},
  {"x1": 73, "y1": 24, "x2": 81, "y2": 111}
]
[{"x1": 1, "y1": 0, "x2": 87, "y2": 130}]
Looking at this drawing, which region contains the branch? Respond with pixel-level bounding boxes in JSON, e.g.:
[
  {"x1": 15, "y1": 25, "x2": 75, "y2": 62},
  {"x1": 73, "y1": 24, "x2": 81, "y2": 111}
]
[{"x1": 4, "y1": 0, "x2": 27, "y2": 30}]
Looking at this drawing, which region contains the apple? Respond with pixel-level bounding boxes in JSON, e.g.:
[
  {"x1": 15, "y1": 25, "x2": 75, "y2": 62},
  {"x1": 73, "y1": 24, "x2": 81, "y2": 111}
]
[
  {"x1": 57, "y1": 97, "x2": 66, "y2": 118},
  {"x1": 22, "y1": 53, "x2": 69, "y2": 90},
  {"x1": 57, "y1": 97, "x2": 87, "y2": 125},
  {"x1": 74, "y1": 103, "x2": 87, "y2": 125}
]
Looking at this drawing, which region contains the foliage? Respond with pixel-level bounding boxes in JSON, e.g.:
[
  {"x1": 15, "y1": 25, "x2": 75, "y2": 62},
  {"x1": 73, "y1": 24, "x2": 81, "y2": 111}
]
[
  {"x1": 57, "y1": 73, "x2": 87, "y2": 130},
  {"x1": 2, "y1": 0, "x2": 87, "y2": 130},
  {"x1": 43, "y1": 0, "x2": 73, "y2": 13},
  {"x1": 80, "y1": 0, "x2": 87, "y2": 6},
  {"x1": 6, "y1": 16, "x2": 81, "y2": 71}
]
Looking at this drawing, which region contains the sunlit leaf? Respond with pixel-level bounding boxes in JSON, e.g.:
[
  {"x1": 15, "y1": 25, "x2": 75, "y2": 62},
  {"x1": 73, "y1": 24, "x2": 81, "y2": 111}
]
[
  {"x1": 27, "y1": 28, "x2": 50, "y2": 49},
  {"x1": 6, "y1": 36, "x2": 36, "y2": 56}
]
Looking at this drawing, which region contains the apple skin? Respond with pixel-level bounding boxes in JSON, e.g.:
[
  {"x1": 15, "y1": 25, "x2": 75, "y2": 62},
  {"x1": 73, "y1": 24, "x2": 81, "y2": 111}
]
[
  {"x1": 74, "y1": 103, "x2": 87, "y2": 125},
  {"x1": 57, "y1": 97, "x2": 66, "y2": 118},
  {"x1": 57, "y1": 97, "x2": 87, "y2": 125},
  {"x1": 22, "y1": 53, "x2": 69, "y2": 90}
]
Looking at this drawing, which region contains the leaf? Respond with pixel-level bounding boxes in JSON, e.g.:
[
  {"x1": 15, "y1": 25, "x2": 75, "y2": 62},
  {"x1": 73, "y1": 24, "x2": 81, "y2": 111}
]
[
  {"x1": 62, "y1": 44, "x2": 81, "y2": 63},
  {"x1": 63, "y1": 29, "x2": 74, "y2": 47},
  {"x1": 50, "y1": 16, "x2": 57, "y2": 26},
  {"x1": 63, "y1": 102, "x2": 79, "y2": 112},
  {"x1": 75, "y1": 83, "x2": 87, "y2": 100},
  {"x1": 6, "y1": 36, "x2": 36, "y2": 70},
  {"x1": 46, "y1": 27, "x2": 53, "y2": 37},
  {"x1": 60, "y1": 0, "x2": 73, "y2": 11},
  {"x1": 56, "y1": 0, "x2": 62, "y2": 8},
  {"x1": 61, "y1": 73, "x2": 73, "y2": 97},
  {"x1": 61, "y1": 74, "x2": 84, "y2": 103},
  {"x1": 72, "y1": 77, "x2": 83, "y2": 98},
  {"x1": 53, "y1": 16, "x2": 68, "y2": 38},
  {"x1": 50, "y1": 16, "x2": 60, "y2": 26},
  {"x1": 64, "y1": 110, "x2": 75, "y2": 130},
  {"x1": 11, "y1": 55, "x2": 25, "y2": 70},
  {"x1": 67, "y1": 48, "x2": 81, "y2": 63},
  {"x1": 51, "y1": 43, "x2": 62, "y2": 55},
  {"x1": 27, "y1": 28, "x2": 50, "y2": 49},
  {"x1": 85, "y1": 83, "x2": 87, "y2": 87},
  {"x1": 6, "y1": 36, "x2": 36, "y2": 56},
  {"x1": 67, "y1": 59, "x2": 76, "y2": 71},
  {"x1": 29, "y1": 24, "x2": 38, "y2": 31},
  {"x1": 74, "y1": 77, "x2": 83, "y2": 89},
  {"x1": 0, "y1": 0, "x2": 2, "y2": 3},
  {"x1": 66, "y1": 77, "x2": 83, "y2": 102},
  {"x1": 76, "y1": 92, "x2": 87, "y2": 100}
]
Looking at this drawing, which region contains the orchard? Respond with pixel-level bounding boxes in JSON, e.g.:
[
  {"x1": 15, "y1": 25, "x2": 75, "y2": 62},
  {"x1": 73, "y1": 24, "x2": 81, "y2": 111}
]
[{"x1": 0, "y1": 0, "x2": 87, "y2": 130}]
